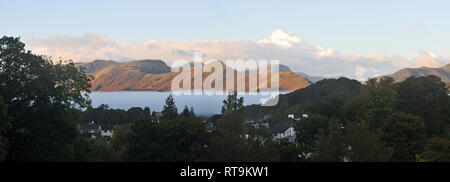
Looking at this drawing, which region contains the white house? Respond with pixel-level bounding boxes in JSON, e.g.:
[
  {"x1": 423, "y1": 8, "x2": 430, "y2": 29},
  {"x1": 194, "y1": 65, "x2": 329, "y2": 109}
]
[
  {"x1": 100, "y1": 125, "x2": 114, "y2": 138},
  {"x1": 80, "y1": 121, "x2": 115, "y2": 139},
  {"x1": 271, "y1": 120, "x2": 296, "y2": 142}
]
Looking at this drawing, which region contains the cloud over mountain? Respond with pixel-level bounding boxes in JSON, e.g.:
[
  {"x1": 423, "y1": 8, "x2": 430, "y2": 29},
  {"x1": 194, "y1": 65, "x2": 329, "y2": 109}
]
[{"x1": 26, "y1": 29, "x2": 449, "y2": 81}]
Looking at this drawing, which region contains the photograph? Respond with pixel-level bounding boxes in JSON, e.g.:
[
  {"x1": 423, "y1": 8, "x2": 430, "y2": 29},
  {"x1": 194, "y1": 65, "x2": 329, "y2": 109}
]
[{"x1": 0, "y1": 0, "x2": 449, "y2": 180}]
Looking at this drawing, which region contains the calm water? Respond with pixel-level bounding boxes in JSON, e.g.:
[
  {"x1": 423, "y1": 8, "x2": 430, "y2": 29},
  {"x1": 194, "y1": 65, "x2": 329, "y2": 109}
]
[{"x1": 90, "y1": 91, "x2": 284, "y2": 117}]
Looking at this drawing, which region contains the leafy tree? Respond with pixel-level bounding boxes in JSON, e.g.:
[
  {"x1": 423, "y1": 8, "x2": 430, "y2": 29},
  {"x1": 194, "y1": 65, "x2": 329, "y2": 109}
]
[
  {"x1": 112, "y1": 116, "x2": 207, "y2": 162},
  {"x1": 158, "y1": 116, "x2": 207, "y2": 161},
  {"x1": 243, "y1": 128, "x2": 280, "y2": 162},
  {"x1": 99, "y1": 109, "x2": 127, "y2": 125},
  {"x1": 110, "y1": 124, "x2": 133, "y2": 159},
  {"x1": 126, "y1": 107, "x2": 151, "y2": 122},
  {"x1": 121, "y1": 119, "x2": 160, "y2": 162},
  {"x1": 382, "y1": 112, "x2": 426, "y2": 161},
  {"x1": 278, "y1": 142, "x2": 302, "y2": 162},
  {"x1": 209, "y1": 92, "x2": 246, "y2": 161},
  {"x1": 395, "y1": 76, "x2": 450, "y2": 136},
  {"x1": 0, "y1": 96, "x2": 11, "y2": 161},
  {"x1": 351, "y1": 77, "x2": 398, "y2": 129},
  {"x1": 417, "y1": 136, "x2": 450, "y2": 162},
  {"x1": 161, "y1": 94, "x2": 178, "y2": 120},
  {"x1": 82, "y1": 104, "x2": 109, "y2": 124},
  {"x1": 295, "y1": 113, "x2": 330, "y2": 160},
  {"x1": 313, "y1": 120, "x2": 347, "y2": 162},
  {"x1": 361, "y1": 77, "x2": 397, "y2": 110},
  {"x1": 0, "y1": 36, "x2": 92, "y2": 161},
  {"x1": 345, "y1": 121, "x2": 392, "y2": 162},
  {"x1": 86, "y1": 139, "x2": 119, "y2": 162},
  {"x1": 221, "y1": 92, "x2": 244, "y2": 115}
]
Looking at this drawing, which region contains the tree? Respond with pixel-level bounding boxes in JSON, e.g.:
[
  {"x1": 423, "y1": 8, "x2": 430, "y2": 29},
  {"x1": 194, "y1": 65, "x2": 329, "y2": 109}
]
[
  {"x1": 111, "y1": 116, "x2": 207, "y2": 162},
  {"x1": 417, "y1": 136, "x2": 450, "y2": 162},
  {"x1": 208, "y1": 92, "x2": 246, "y2": 161},
  {"x1": 243, "y1": 128, "x2": 280, "y2": 162},
  {"x1": 99, "y1": 109, "x2": 127, "y2": 125},
  {"x1": 161, "y1": 95, "x2": 178, "y2": 120},
  {"x1": 0, "y1": 36, "x2": 92, "y2": 161},
  {"x1": 221, "y1": 92, "x2": 244, "y2": 115},
  {"x1": 345, "y1": 121, "x2": 392, "y2": 162},
  {"x1": 295, "y1": 113, "x2": 330, "y2": 160},
  {"x1": 0, "y1": 96, "x2": 11, "y2": 161},
  {"x1": 121, "y1": 119, "x2": 160, "y2": 162},
  {"x1": 126, "y1": 107, "x2": 151, "y2": 122},
  {"x1": 382, "y1": 112, "x2": 426, "y2": 161},
  {"x1": 395, "y1": 76, "x2": 450, "y2": 136},
  {"x1": 158, "y1": 116, "x2": 207, "y2": 161},
  {"x1": 359, "y1": 77, "x2": 397, "y2": 111},
  {"x1": 189, "y1": 107, "x2": 196, "y2": 117},
  {"x1": 110, "y1": 124, "x2": 133, "y2": 159},
  {"x1": 351, "y1": 77, "x2": 398, "y2": 130},
  {"x1": 86, "y1": 139, "x2": 119, "y2": 162},
  {"x1": 278, "y1": 142, "x2": 302, "y2": 162},
  {"x1": 181, "y1": 105, "x2": 191, "y2": 117},
  {"x1": 313, "y1": 120, "x2": 347, "y2": 162}
]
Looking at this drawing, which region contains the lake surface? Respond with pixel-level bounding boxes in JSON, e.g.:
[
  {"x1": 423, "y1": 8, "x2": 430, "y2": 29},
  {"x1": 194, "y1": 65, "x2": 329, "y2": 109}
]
[{"x1": 90, "y1": 91, "x2": 285, "y2": 117}]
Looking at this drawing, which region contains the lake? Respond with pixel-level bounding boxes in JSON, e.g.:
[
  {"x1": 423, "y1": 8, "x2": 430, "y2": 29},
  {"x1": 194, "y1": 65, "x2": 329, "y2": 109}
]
[{"x1": 90, "y1": 91, "x2": 285, "y2": 117}]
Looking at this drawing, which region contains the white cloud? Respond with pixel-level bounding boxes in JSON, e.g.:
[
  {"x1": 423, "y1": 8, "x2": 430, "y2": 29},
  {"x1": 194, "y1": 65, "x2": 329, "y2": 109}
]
[
  {"x1": 258, "y1": 29, "x2": 302, "y2": 48},
  {"x1": 25, "y1": 29, "x2": 450, "y2": 80},
  {"x1": 315, "y1": 46, "x2": 336, "y2": 58}
]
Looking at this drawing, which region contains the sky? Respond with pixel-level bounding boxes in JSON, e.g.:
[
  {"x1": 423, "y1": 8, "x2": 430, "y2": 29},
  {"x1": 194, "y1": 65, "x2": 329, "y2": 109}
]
[{"x1": 1, "y1": 0, "x2": 449, "y2": 80}]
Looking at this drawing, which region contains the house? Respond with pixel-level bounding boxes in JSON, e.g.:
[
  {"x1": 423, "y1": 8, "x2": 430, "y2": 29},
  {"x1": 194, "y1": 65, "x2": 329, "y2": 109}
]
[
  {"x1": 80, "y1": 121, "x2": 115, "y2": 139},
  {"x1": 271, "y1": 119, "x2": 296, "y2": 142},
  {"x1": 100, "y1": 124, "x2": 114, "y2": 138},
  {"x1": 80, "y1": 121, "x2": 101, "y2": 139},
  {"x1": 205, "y1": 113, "x2": 306, "y2": 143}
]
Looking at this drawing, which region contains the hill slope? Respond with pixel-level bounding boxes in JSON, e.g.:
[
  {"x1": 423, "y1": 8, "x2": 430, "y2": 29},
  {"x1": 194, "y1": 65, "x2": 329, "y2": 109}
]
[
  {"x1": 243, "y1": 77, "x2": 361, "y2": 121},
  {"x1": 75, "y1": 60, "x2": 119, "y2": 74}
]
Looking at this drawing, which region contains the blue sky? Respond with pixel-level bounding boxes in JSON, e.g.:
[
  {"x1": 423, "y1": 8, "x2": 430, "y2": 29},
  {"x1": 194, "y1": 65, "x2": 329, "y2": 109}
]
[{"x1": 1, "y1": 0, "x2": 449, "y2": 79}]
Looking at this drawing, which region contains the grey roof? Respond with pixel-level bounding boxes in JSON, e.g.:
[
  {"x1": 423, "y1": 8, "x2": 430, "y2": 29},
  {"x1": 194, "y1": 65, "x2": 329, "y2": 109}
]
[
  {"x1": 243, "y1": 122, "x2": 271, "y2": 134},
  {"x1": 271, "y1": 120, "x2": 296, "y2": 133},
  {"x1": 80, "y1": 122, "x2": 114, "y2": 131},
  {"x1": 80, "y1": 122, "x2": 100, "y2": 130},
  {"x1": 101, "y1": 124, "x2": 114, "y2": 130}
]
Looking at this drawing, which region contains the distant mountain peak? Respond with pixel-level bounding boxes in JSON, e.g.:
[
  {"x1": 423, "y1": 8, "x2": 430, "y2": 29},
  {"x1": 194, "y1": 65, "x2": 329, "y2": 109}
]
[{"x1": 383, "y1": 64, "x2": 450, "y2": 83}]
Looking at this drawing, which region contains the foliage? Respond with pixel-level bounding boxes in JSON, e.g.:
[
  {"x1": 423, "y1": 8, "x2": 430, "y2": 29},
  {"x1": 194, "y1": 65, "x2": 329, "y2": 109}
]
[
  {"x1": 395, "y1": 75, "x2": 450, "y2": 136},
  {"x1": 417, "y1": 136, "x2": 450, "y2": 162},
  {"x1": 381, "y1": 112, "x2": 425, "y2": 161},
  {"x1": 0, "y1": 96, "x2": 11, "y2": 161},
  {"x1": 85, "y1": 139, "x2": 119, "y2": 162},
  {"x1": 243, "y1": 128, "x2": 280, "y2": 162},
  {"x1": 313, "y1": 120, "x2": 347, "y2": 162},
  {"x1": 345, "y1": 121, "x2": 392, "y2": 162},
  {"x1": 0, "y1": 36, "x2": 92, "y2": 161},
  {"x1": 208, "y1": 92, "x2": 246, "y2": 161},
  {"x1": 295, "y1": 113, "x2": 330, "y2": 160}
]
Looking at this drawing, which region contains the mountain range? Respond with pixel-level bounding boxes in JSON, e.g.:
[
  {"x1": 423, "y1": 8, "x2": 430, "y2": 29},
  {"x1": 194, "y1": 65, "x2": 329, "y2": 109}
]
[
  {"x1": 76, "y1": 59, "x2": 449, "y2": 92},
  {"x1": 75, "y1": 60, "x2": 311, "y2": 92},
  {"x1": 382, "y1": 63, "x2": 450, "y2": 83}
]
